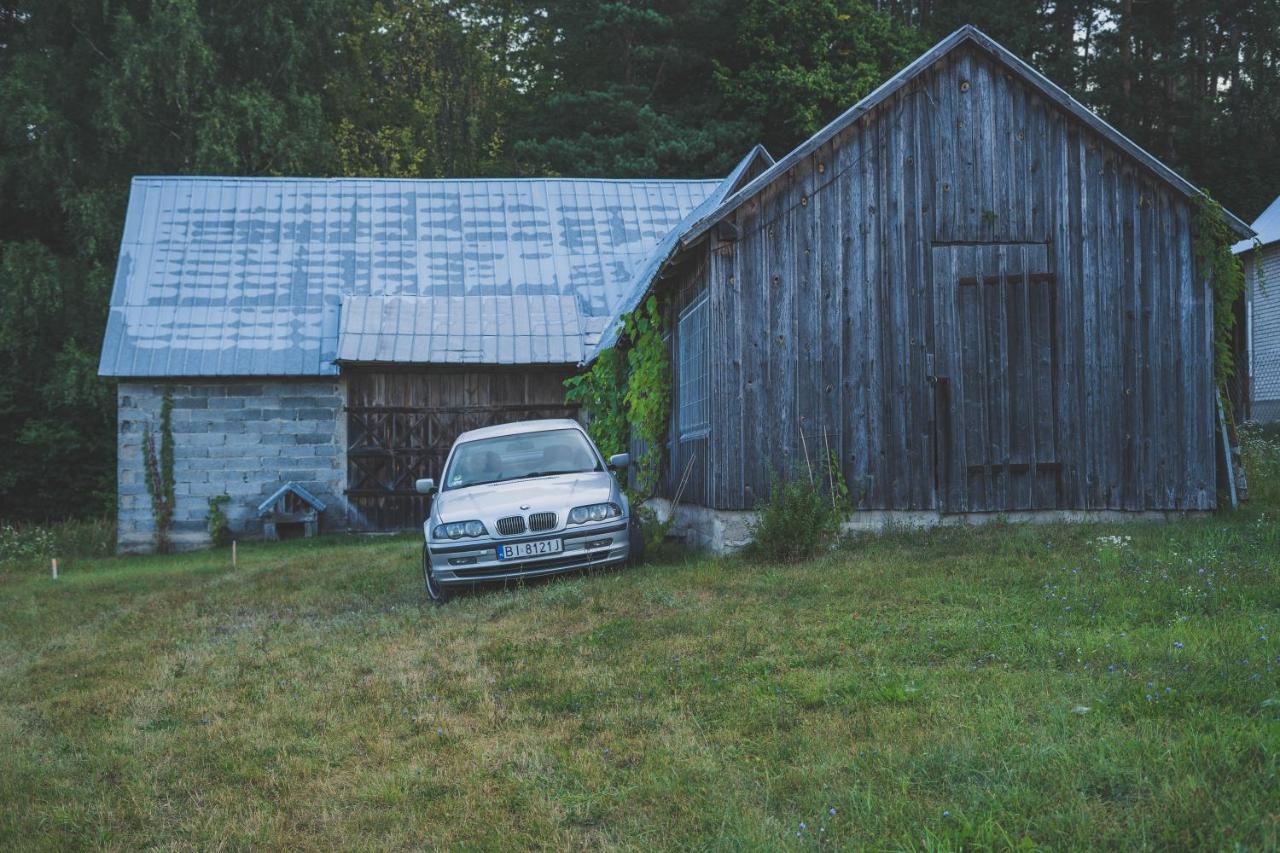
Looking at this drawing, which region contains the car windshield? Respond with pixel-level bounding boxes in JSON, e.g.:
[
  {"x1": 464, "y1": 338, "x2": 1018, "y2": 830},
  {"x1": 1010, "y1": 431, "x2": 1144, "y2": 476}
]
[{"x1": 443, "y1": 428, "x2": 602, "y2": 490}]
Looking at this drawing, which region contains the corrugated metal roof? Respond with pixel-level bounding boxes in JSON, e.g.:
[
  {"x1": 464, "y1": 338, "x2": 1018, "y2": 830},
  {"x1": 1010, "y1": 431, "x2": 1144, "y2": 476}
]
[
  {"x1": 1234, "y1": 194, "x2": 1280, "y2": 254},
  {"x1": 98, "y1": 176, "x2": 721, "y2": 376},
  {"x1": 337, "y1": 294, "x2": 585, "y2": 364}
]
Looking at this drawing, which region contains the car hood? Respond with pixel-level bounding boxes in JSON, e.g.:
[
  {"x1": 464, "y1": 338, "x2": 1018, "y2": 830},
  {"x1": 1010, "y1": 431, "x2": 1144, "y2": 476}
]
[{"x1": 434, "y1": 471, "x2": 617, "y2": 522}]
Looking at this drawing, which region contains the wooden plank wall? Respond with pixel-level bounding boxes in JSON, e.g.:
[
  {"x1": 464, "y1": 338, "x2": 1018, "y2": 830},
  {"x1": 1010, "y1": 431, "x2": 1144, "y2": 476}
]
[
  {"x1": 672, "y1": 44, "x2": 1215, "y2": 513},
  {"x1": 345, "y1": 367, "x2": 578, "y2": 530}
]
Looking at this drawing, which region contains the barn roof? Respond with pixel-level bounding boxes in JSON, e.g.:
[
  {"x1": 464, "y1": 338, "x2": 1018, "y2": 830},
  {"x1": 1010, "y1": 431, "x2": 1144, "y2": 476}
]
[
  {"x1": 98, "y1": 176, "x2": 721, "y2": 376},
  {"x1": 1233, "y1": 194, "x2": 1280, "y2": 254},
  {"x1": 586, "y1": 145, "x2": 775, "y2": 360},
  {"x1": 682, "y1": 25, "x2": 1254, "y2": 245}
]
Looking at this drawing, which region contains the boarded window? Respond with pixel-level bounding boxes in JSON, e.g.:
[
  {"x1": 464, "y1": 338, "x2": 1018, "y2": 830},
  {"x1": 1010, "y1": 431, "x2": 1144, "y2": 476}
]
[
  {"x1": 955, "y1": 271, "x2": 1059, "y2": 502},
  {"x1": 677, "y1": 295, "x2": 710, "y2": 440},
  {"x1": 933, "y1": 244, "x2": 1061, "y2": 512}
]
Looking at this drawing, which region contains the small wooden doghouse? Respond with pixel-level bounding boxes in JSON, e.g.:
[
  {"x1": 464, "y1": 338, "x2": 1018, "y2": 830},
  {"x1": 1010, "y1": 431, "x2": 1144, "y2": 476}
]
[{"x1": 257, "y1": 482, "x2": 326, "y2": 540}]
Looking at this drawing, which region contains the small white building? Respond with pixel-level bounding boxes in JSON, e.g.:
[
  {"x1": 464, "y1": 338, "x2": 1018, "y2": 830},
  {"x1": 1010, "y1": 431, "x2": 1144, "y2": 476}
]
[{"x1": 1234, "y1": 195, "x2": 1280, "y2": 422}]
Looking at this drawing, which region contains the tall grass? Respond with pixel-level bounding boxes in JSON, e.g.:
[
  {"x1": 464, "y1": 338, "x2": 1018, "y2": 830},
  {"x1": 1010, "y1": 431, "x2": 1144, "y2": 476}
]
[
  {"x1": 0, "y1": 517, "x2": 115, "y2": 572},
  {"x1": 1240, "y1": 420, "x2": 1280, "y2": 509}
]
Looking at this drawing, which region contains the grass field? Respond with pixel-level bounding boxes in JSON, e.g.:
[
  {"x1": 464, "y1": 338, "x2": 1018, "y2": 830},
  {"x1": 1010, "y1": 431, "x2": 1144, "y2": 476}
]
[{"x1": 3, "y1": 505, "x2": 1278, "y2": 850}]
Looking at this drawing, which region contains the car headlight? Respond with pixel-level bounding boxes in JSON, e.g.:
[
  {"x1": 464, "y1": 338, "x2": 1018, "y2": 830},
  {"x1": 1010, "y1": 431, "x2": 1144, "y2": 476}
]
[
  {"x1": 433, "y1": 520, "x2": 488, "y2": 539},
  {"x1": 567, "y1": 502, "x2": 622, "y2": 525}
]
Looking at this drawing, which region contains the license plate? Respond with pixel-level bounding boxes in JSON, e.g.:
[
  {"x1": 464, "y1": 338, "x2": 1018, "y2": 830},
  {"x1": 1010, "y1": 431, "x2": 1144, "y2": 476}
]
[{"x1": 497, "y1": 538, "x2": 563, "y2": 560}]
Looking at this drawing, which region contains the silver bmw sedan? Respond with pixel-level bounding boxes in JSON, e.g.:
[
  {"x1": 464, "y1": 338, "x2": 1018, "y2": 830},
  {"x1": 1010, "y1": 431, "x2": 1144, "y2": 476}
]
[{"x1": 415, "y1": 419, "x2": 642, "y2": 602}]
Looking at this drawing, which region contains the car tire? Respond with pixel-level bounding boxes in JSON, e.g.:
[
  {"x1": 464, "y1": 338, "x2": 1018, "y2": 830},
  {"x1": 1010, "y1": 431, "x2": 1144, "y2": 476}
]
[
  {"x1": 627, "y1": 514, "x2": 646, "y2": 566},
  {"x1": 422, "y1": 544, "x2": 452, "y2": 604}
]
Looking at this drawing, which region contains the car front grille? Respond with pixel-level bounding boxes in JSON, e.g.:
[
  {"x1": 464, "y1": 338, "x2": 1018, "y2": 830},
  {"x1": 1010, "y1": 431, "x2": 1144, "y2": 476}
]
[
  {"x1": 496, "y1": 516, "x2": 526, "y2": 536},
  {"x1": 528, "y1": 512, "x2": 557, "y2": 531}
]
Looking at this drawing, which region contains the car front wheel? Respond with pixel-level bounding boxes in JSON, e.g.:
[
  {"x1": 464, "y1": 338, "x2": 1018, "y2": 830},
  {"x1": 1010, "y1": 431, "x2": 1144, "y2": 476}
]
[{"x1": 422, "y1": 544, "x2": 452, "y2": 604}]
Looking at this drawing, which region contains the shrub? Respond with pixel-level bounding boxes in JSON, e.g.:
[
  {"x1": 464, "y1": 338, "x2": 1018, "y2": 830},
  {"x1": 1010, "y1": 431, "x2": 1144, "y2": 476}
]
[
  {"x1": 746, "y1": 453, "x2": 849, "y2": 564},
  {"x1": 207, "y1": 495, "x2": 232, "y2": 547}
]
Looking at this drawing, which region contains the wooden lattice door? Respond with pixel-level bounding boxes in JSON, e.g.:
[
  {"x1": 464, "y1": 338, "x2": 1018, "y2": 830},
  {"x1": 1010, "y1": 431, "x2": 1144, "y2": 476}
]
[
  {"x1": 345, "y1": 369, "x2": 579, "y2": 530},
  {"x1": 932, "y1": 244, "x2": 1062, "y2": 512}
]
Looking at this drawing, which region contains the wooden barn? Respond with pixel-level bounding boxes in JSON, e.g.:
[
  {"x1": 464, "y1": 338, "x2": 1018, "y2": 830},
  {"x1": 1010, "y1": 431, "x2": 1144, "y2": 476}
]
[
  {"x1": 98, "y1": 175, "x2": 732, "y2": 551},
  {"x1": 100, "y1": 25, "x2": 1254, "y2": 554},
  {"x1": 587, "y1": 26, "x2": 1254, "y2": 549}
]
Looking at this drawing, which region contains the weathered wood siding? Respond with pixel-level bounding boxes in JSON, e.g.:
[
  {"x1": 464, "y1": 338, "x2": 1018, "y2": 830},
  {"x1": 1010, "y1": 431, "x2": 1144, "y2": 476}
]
[
  {"x1": 345, "y1": 367, "x2": 578, "y2": 530},
  {"x1": 672, "y1": 44, "x2": 1215, "y2": 512}
]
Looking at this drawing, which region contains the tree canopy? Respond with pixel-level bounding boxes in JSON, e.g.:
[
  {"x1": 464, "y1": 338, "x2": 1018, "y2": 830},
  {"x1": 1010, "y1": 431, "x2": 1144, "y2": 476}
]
[{"x1": 2, "y1": 0, "x2": 1278, "y2": 520}]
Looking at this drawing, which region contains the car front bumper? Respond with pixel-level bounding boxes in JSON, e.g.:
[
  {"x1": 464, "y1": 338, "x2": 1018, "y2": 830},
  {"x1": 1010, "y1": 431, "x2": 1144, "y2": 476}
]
[{"x1": 425, "y1": 519, "x2": 629, "y2": 585}]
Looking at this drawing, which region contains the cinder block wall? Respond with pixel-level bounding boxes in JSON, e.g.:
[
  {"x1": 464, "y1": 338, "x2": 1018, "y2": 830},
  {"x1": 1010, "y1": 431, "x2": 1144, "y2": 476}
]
[{"x1": 116, "y1": 379, "x2": 348, "y2": 553}]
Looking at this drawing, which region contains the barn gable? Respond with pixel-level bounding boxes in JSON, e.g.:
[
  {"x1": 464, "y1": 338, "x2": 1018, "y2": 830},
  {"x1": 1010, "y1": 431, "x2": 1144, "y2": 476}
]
[{"x1": 682, "y1": 25, "x2": 1253, "y2": 246}]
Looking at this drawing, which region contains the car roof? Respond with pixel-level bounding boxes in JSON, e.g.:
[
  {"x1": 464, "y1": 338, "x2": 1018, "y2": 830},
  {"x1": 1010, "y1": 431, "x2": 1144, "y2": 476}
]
[{"x1": 454, "y1": 418, "x2": 585, "y2": 443}]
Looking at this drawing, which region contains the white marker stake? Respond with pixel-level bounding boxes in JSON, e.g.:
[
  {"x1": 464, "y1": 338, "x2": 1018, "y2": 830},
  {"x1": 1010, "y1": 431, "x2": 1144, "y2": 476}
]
[
  {"x1": 51, "y1": 558, "x2": 58, "y2": 580},
  {"x1": 232, "y1": 540, "x2": 237, "y2": 568}
]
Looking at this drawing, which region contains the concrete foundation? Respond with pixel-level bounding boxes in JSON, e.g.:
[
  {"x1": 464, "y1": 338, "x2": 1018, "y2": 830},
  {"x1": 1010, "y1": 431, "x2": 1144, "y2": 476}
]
[
  {"x1": 648, "y1": 498, "x2": 1211, "y2": 555},
  {"x1": 116, "y1": 379, "x2": 349, "y2": 554}
]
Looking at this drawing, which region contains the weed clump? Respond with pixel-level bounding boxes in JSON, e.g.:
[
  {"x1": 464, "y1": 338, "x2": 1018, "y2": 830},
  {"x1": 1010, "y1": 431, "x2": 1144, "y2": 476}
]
[{"x1": 746, "y1": 450, "x2": 849, "y2": 564}]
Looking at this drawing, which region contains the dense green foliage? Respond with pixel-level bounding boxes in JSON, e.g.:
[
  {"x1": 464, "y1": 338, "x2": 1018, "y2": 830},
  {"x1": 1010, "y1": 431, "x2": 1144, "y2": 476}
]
[
  {"x1": 3, "y1": 0, "x2": 1279, "y2": 519},
  {"x1": 1193, "y1": 194, "x2": 1250, "y2": 408},
  {"x1": 565, "y1": 295, "x2": 671, "y2": 501},
  {"x1": 619, "y1": 297, "x2": 671, "y2": 496},
  {"x1": 564, "y1": 346, "x2": 628, "y2": 458}
]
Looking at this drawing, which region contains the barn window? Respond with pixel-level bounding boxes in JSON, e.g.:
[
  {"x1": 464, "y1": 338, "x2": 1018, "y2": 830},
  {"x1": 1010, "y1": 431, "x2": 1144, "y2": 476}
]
[{"x1": 677, "y1": 295, "x2": 710, "y2": 440}]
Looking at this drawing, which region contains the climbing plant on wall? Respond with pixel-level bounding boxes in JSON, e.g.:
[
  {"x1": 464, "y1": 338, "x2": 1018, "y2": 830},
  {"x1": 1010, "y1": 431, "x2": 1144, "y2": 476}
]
[
  {"x1": 621, "y1": 296, "x2": 671, "y2": 496},
  {"x1": 564, "y1": 295, "x2": 671, "y2": 498},
  {"x1": 1192, "y1": 193, "x2": 1246, "y2": 413},
  {"x1": 142, "y1": 388, "x2": 176, "y2": 553},
  {"x1": 564, "y1": 345, "x2": 627, "y2": 458}
]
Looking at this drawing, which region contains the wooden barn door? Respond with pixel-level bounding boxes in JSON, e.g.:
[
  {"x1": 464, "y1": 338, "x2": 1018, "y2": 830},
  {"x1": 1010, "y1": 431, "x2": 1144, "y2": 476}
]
[
  {"x1": 931, "y1": 245, "x2": 1062, "y2": 512},
  {"x1": 344, "y1": 369, "x2": 579, "y2": 531}
]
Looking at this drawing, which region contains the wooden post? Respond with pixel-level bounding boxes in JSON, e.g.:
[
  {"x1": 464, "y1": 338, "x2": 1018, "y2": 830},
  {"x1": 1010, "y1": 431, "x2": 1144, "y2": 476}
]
[
  {"x1": 232, "y1": 540, "x2": 237, "y2": 568},
  {"x1": 1217, "y1": 392, "x2": 1238, "y2": 510},
  {"x1": 51, "y1": 558, "x2": 58, "y2": 580}
]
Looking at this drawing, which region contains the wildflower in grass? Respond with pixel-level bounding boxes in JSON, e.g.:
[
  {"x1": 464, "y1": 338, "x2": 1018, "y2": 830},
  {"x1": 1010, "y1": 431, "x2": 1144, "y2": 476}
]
[
  {"x1": 1174, "y1": 641, "x2": 1184, "y2": 649},
  {"x1": 829, "y1": 808, "x2": 837, "y2": 816}
]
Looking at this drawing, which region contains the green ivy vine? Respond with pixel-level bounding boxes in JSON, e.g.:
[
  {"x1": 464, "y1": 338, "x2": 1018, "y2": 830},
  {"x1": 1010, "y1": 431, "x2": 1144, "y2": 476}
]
[
  {"x1": 143, "y1": 386, "x2": 176, "y2": 552},
  {"x1": 207, "y1": 494, "x2": 232, "y2": 547},
  {"x1": 564, "y1": 345, "x2": 627, "y2": 457},
  {"x1": 1192, "y1": 193, "x2": 1247, "y2": 410},
  {"x1": 565, "y1": 295, "x2": 671, "y2": 497}
]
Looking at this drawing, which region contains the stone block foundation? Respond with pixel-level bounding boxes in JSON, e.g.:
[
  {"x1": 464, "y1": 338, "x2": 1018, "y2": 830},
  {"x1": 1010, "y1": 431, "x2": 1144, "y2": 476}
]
[{"x1": 647, "y1": 498, "x2": 1210, "y2": 555}]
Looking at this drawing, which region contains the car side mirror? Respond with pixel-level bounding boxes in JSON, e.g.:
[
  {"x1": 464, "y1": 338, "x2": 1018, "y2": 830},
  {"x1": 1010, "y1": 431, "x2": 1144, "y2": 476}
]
[
  {"x1": 608, "y1": 453, "x2": 630, "y2": 468},
  {"x1": 415, "y1": 478, "x2": 436, "y2": 494}
]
